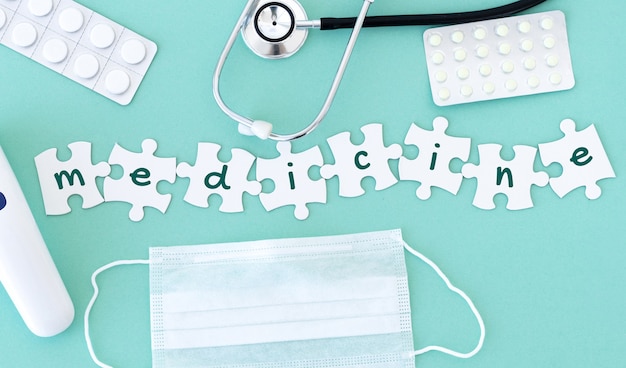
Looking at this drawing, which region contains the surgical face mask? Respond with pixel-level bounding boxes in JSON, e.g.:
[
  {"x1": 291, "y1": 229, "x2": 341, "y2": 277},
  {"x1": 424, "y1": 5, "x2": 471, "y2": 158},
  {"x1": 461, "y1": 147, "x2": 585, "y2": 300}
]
[{"x1": 85, "y1": 229, "x2": 484, "y2": 368}]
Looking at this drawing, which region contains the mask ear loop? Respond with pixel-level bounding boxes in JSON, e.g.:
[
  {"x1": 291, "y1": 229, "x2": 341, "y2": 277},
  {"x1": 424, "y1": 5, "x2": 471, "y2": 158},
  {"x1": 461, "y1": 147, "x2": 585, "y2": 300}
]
[
  {"x1": 84, "y1": 259, "x2": 150, "y2": 368},
  {"x1": 402, "y1": 242, "x2": 486, "y2": 359}
]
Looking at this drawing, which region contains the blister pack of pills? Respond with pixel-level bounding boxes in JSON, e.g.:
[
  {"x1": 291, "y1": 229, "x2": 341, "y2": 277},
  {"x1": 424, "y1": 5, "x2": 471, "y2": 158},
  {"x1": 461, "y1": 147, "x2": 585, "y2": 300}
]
[
  {"x1": 0, "y1": 0, "x2": 157, "y2": 105},
  {"x1": 423, "y1": 10, "x2": 574, "y2": 106}
]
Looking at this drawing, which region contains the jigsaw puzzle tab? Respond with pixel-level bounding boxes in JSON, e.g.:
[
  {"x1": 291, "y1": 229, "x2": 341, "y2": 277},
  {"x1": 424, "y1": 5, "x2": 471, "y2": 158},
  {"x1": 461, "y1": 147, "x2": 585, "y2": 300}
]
[
  {"x1": 398, "y1": 117, "x2": 471, "y2": 200},
  {"x1": 320, "y1": 123, "x2": 402, "y2": 197},
  {"x1": 256, "y1": 141, "x2": 326, "y2": 220},
  {"x1": 462, "y1": 144, "x2": 549, "y2": 210},
  {"x1": 176, "y1": 143, "x2": 261, "y2": 213},
  {"x1": 103, "y1": 139, "x2": 176, "y2": 221},
  {"x1": 538, "y1": 119, "x2": 615, "y2": 199},
  {"x1": 34, "y1": 141, "x2": 110, "y2": 215}
]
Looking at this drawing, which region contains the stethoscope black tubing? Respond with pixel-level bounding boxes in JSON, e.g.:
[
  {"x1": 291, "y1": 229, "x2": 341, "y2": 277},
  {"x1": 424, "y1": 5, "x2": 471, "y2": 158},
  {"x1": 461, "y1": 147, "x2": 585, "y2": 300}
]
[{"x1": 319, "y1": 0, "x2": 548, "y2": 30}]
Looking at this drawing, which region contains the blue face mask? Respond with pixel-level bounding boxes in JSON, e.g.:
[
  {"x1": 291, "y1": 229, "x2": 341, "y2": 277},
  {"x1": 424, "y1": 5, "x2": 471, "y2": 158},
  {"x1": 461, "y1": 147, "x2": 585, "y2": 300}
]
[{"x1": 85, "y1": 229, "x2": 484, "y2": 368}]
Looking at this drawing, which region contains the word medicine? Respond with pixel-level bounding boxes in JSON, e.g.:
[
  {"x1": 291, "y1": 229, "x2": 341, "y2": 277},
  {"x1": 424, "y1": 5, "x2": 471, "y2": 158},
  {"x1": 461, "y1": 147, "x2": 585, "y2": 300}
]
[{"x1": 34, "y1": 118, "x2": 615, "y2": 221}]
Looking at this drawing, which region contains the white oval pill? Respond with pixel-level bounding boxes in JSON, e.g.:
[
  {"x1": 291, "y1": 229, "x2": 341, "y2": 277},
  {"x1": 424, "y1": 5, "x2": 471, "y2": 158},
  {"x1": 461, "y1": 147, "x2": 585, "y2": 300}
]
[
  {"x1": 432, "y1": 51, "x2": 445, "y2": 65},
  {"x1": 105, "y1": 70, "x2": 130, "y2": 95},
  {"x1": 540, "y1": 17, "x2": 554, "y2": 30},
  {"x1": 454, "y1": 48, "x2": 467, "y2": 61},
  {"x1": 451, "y1": 30, "x2": 464, "y2": 43},
  {"x1": 74, "y1": 53, "x2": 99, "y2": 79},
  {"x1": 121, "y1": 39, "x2": 146, "y2": 65},
  {"x1": 42, "y1": 38, "x2": 68, "y2": 63},
  {"x1": 90, "y1": 23, "x2": 115, "y2": 49},
  {"x1": 475, "y1": 45, "x2": 489, "y2": 58},
  {"x1": 28, "y1": 0, "x2": 53, "y2": 17},
  {"x1": 501, "y1": 60, "x2": 515, "y2": 73},
  {"x1": 479, "y1": 64, "x2": 492, "y2": 77},
  {"x1": 520, "y1": 39, "x2": 534, "y2": 52},
  {"x1": 505, "y1": 79, "x2": 518, "y2": 91},
  {"x1": 543, "y1": 36, "x2": 556, "y2": 49},
  {"x1": 428, "y1": 33, "x2": 442, "y2": 47},
  {"x1": 518, "y1": 20, "x2": 531, "y2": 33},
  {"x1": 460, "y1": 85, "x2": 473, "y2": 97},
  {"x1": 523, "y1": 57, "x2": 537, "y2": 70},
  {"x1": 58, "y1": 7, "x2": 84, "y2": 33},
  {"x1": 12, "y1": 23, "x2": 38, "y2": 48},
  {"x1": 527, "y1": 75, "x2": 540, "y2": 88},
  {"x1": 549, "y1": 73, "x2": 562, "y2": 85},
  {"x1": 457, "y1": 66, "x2": 470, "y2": 80},
  {"x1": 498, "y1": 42, "x2": 511, "y2": 55},
  {"x1": 0, "y1": 9, "x2": 6, "y2": 29},
  {"x1": 483, "y1": 82, "x2": 496, "y2": 94},
  {"x1": 473, "y1": 26, "x2": 487, "y2": 40},
  {"x1": 495, "y1": 24, "x2": 509, "y2": 37},
  {"x1": 438, "y1": 88, "x2": 451, "y2": 101},
  {"x1": 546, "y1": 54, "x2": 559, "y2": 67},
  {"x1": 435, "y1": 70, "x2": 447, "y2": 83}
]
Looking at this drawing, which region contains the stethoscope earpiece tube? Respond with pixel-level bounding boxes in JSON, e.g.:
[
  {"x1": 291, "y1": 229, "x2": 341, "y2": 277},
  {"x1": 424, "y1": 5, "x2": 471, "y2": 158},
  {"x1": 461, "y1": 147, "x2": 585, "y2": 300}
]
[{"x1": 319, "y1": 0, "x2": 547, "y2": 30}]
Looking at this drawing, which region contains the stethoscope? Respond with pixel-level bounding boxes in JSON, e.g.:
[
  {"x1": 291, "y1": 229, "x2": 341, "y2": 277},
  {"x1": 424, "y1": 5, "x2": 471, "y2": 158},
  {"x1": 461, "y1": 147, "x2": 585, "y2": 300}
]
[{"x1": 213, "y1": 0, "x2": 547, "y2": 141}]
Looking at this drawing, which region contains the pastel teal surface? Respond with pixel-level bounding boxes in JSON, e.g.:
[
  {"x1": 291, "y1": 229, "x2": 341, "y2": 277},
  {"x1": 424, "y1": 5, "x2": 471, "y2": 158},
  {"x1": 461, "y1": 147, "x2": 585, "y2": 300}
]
[{"x1": 1, "y1": 0, "x2": 624, "y2": 367}]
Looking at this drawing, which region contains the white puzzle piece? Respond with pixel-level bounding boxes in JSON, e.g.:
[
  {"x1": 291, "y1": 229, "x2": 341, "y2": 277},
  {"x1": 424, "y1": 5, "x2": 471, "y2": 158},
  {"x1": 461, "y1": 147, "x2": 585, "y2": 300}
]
[
  {"x1": 103, "y1": 139, "x2": 176, "y2": 221},
  {"x1": 538, "y1": 119, "x2": 616, "y2": 199},
  {"x1": 398, "y1": 117, "x2": 471, "y2": 199},
  {"x1": 256, "y1": 141, "x2": 326, "y2": 220},
  {"x1": 320, "y1": 123, "x2": 402, "y2": 197},
  {"x1": 176, "y1": 143, "x2": 261, "y2": 213},
  {"x1": 34, "y1": 141, "x2": 110, "y2": 215},
  {"x1": 423, "y1": 10, "x2": 574, "y2": 106},
  {"x1": 0, "y1": 0, "x2": 157, "y2": 105},
  {"x1": 462, "y1": 144, "x2": 549, "y2": 210}
]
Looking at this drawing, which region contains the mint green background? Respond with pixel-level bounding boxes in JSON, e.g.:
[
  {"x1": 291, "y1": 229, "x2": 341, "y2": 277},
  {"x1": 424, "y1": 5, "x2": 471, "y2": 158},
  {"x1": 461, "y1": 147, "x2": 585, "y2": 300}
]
[{"x1": 1, "y1": 0, "x2": 624, "y2": 367}]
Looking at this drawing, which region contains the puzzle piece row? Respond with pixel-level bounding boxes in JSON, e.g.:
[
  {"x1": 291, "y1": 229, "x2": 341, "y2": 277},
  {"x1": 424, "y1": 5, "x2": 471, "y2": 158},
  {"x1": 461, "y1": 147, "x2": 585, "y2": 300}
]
[{"x1": 34, "y1": 119, "x2": 615, "y2": 221}]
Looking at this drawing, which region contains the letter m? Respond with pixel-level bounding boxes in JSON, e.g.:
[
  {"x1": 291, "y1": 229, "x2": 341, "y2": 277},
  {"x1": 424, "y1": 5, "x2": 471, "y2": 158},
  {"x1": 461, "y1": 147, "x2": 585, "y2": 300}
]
[{"x1": 54, "y1": 169, "x2": 86, "y2": 190}]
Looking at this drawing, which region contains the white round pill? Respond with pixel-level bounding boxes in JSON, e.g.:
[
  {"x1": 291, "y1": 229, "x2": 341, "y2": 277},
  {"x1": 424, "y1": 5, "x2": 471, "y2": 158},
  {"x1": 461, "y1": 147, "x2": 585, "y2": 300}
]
[
  {"x1": 460, "y1": 85, "x2": 473, "y2": 97},
  {"x1": 428, "y1": 33, "x2": 442, "y2": 47},
  {"x1": 543, "y1": 36, "x2": 556, "y2": 49},
  {"x1": 58, "y1": 7, "x2": 84, "y2": 33},
  {"x1": 457, "y1": 66, "x2": 470, "y2": 80},
  {"x1": 476, "y1": 45, "x2": 489, "y2": 58},
  {"x1": 0, "y1": 9, "x2": 6, "y2": 29},
  {"x1": 74, "y1": 53, "x2": 99, "y2": 79},
  {"x1": 527, "y1": 75, "x2": 540, "y2": 88},
  {"x1": 473, "y1": 26, "x2": 487, "y2": 40},
  {"x1": 523, "y1": 57, "x2": 537, "y2": 70},
  {"x1": 498, "y1": 42, "x2": 511, "y2": 55},
  {"x1": 435, "y1": 70, "x2": 447, "y2": 83},
  {"x1": 479, "y1": 64, "x2": 492, "y2": 77},
  {"x1": 518, "y1": 20, "x2": 531, "y2": 33},
  {"x1": 454, "y1": 48, "x2": 467, "y2": 61},
  {"x1": 105, "y1": 70, "x2": 131, "y2": 95},
  {"x1": 540, "y1": 17, "x2": 554, "y2": 30},
  {"x1": 11, "y1": 23, "x2": 37, "y2": 48},
  {"x1": 495, "y1": 24, "x2": 509, "y2": 37},
  {"x1": 549, "y1": 73, "x2": 562, "y2": 85},
  {"x1": 28, "y1": 0, "x2": 53, "y2": 17},
  {"x1": 438, "y1": 88, "x2": 451, "y2": 101},
  {"x1": 483, "y1": 82, "x2": 496, "y2": 94},
  {"x1": 121, "y1": 39, "x2": 146, "y2": 65},
  {"x1": 546, "y1": 54, "x2": 559, "y2": 67},
  {"x1": 505, "y1": 79, "x2": 518, "y2": 91},
  {"x1": 90, "y1": 23, "x2": 115, "y2": 49},
  {"x1": 451, "y1": 30, "x2": 464, "y2": 43},
  {"x1": 501, "y1": 60, "x2": 515, "y2": 73},
  {"x1": 42, "y1": 38, "x2": 68, "y2": 63},
  {"x1": 520, "y1": 39, "x2": 534, "y2": 52},
  {"x1": 432, "y1": 51, "x2": 445, "y2": 65}
]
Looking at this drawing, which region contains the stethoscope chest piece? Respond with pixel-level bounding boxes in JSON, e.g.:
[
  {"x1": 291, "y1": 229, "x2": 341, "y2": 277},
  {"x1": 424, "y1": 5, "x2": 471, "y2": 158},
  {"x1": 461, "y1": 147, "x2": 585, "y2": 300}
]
[{"x1": 242, "y1": 0, "x2": 308, "y2": 59}]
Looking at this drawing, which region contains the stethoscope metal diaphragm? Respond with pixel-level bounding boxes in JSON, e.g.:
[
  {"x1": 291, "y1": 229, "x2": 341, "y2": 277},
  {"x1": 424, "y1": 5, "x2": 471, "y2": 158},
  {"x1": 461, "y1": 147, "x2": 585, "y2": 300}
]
[{"x1": 241, "y1": 0, "x2": 308, "y2": 59}]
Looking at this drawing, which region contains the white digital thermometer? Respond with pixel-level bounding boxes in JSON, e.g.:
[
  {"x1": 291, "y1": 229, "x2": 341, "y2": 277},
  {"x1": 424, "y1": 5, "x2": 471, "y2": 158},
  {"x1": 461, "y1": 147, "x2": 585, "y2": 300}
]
[{"x1": 0, "y1": 146, "x2": 74, "y2": 337}]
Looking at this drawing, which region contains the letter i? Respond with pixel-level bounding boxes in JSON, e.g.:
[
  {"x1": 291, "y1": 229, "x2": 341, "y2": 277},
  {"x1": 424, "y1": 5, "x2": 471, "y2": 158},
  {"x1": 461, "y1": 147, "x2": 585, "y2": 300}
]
[
  {"x1": 430, "y1": 143, "x2": 441, "y2": 170},
  {"x1": 288, "y1": 162, "x2": 296, "y2": 190}
]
